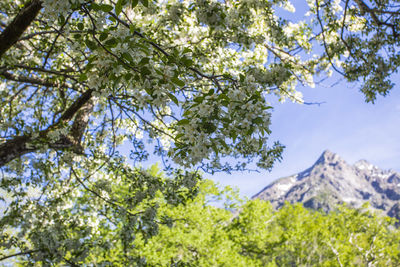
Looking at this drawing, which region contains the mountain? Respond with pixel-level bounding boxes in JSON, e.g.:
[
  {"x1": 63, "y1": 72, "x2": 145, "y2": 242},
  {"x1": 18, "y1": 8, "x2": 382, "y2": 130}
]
[{"x1": 253, "y1": 150, "x2": 400, "y2": 220}]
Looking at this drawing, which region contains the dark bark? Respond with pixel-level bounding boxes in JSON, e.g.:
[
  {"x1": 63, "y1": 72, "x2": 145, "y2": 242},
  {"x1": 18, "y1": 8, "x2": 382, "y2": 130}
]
[
  {"x1": 58, "y1": 89, "x2": 93, "y2": 122},
  {"x1": 0, "y1": 0, "x2": 43, "y2": 58},
  {"x1": 0, "y1": 130, "x2": 77, "y2": 167},
  {"x1": 0, "y1": 135, "x2": 35, "y2": 167},
  {"x1": 70, "y1": 97, "x2": 94, "y2": 145},
  {"x1": 0, "y1": 90, "x2": 93, "y2": 167},
  {"x1": 0, "y1": 249, "x2": 40, "y2": 262},
  {"x1": 0, "y1": 70, "x2": 54, "y2": 87}
]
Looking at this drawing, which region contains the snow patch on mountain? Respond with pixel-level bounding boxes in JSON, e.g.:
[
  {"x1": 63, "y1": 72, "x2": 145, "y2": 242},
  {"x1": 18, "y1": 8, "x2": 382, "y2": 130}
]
[{"x1": 253, "y1": 150, "x2": 400, "y2": 221}]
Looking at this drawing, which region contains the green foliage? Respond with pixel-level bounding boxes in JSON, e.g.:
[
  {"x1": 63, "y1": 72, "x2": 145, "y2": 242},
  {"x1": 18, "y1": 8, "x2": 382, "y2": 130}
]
[
  {"x1": 2, "y1": 168, "x2": 400, "y2": 265},
  {"x1": 133, "y1": 193, "x2": 400, "y2": 267},
  {"x1": 0, "y1": 163, "x2": 201, "y2": 265}
]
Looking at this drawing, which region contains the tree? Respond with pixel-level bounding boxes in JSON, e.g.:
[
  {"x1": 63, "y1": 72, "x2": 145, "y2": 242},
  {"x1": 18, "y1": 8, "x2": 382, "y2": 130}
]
[
  {"x1": 134, "y1": 190, "x2": 400, "y2": 266},
  {"x1": 3, "y1": 175, "x2": 400, "y2": 266},
  {"x1": 2, "y1": 0, "x2": 398, "y2": 173},
  {"x1": 309, "y1": 0, "x2": 400, "y2": 103},
  {"x1": 0, "y1": 1, "x2": 311, "y2": 262},
  {"x1": 1, "y1": 0, "x2": 310, "y2": 173},
  {"x1": 1, "y1": 0, "x2": 399, "y2": 264}
]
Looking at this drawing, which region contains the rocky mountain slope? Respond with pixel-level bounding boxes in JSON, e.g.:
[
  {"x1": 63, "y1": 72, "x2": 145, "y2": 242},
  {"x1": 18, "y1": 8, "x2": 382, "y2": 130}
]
[{"x1": 253, "y1": 150, "x2": 400, "y2": 220}]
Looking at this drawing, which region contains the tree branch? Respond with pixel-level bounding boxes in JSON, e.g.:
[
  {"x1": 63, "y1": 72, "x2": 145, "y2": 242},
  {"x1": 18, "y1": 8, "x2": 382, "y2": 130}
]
[
  {"x1": 0, "y1": 135, "x2": 34, "y2": 168},
  {"x1": 0, "y1": 249, "x2": 40, "y2": 262},
  {"x1": 0, "y1": 89, "x2": 93, "y2": 167},
  {"x1": 0, "y1": 70, "x2": 54, "y2": 87},
  {"x1": 69, "y1": 96, "x2": 94, "y2": 145},
  {"x1": 354, "y1": 0, "x2": 398, "y2": 36},
  {"x1": 0, "y1": 0, "x2": 43, "y2": 58},
  {"x1": 58, "y1": 89, "x2": 93, "y2": 122}
]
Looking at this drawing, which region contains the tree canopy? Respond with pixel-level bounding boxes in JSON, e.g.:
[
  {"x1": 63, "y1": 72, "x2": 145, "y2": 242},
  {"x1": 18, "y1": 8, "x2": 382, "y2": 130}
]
[
  {"x1": 2, "y1": 176, "x2": 400, "y2": 265},
  {"x1": 1, "y1": 0, "x2": 399, "y2": 173},
  {"x1": 138, "y1": 187, "x2": 400, "y2": 266},
  {"x1": 1, "y1": 0, "x2": 400, "y2": 265}
]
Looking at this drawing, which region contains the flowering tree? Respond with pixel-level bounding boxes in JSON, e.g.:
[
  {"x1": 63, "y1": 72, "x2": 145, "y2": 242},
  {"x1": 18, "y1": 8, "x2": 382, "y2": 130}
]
[
  {"x1": 0, "y1": 0, "x2": 310, "y2": 173},
  {"x1": 309, "y1": 0, "x2": 400, "y2": 103},
  {"x1": 1, "y1": 0, "x2": 399, "y2": 264}
]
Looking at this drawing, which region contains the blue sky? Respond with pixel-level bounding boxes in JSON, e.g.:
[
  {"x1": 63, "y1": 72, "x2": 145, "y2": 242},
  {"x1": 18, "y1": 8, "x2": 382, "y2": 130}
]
[{"x1": 207, "y1": 74, "x2": 400, "y2": 198}]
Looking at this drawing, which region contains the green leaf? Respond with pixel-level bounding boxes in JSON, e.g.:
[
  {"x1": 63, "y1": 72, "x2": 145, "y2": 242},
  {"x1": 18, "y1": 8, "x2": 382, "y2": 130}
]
[
  {"x1": 175, "y1": 133, "x2": 184, "y2": 139},
  {"x1": 129, "y1": 25, "x2": 136, "y2": 34},
  {"x1": 131, "y1": 0, "x2": 139, "y2": 7},
  {"x1": 100, "y1": 4, "x2": 113, "y2": 12},
  {"x1": 202, "y1": 122, "x2": 217, "y2": 134},
  {"x1": 167, "y1": 93, "x2": 179, "y2": 105},
  {"x1": 85, "y1": 40, "x2": 97, "y2": 50},
  {"x1": 109, "y1": 16, "x2": 116, "y2": 23},
  {"x1": 58, "y1": 14, "x2": 65, "y2": 24},
  {"x1": 246, "y1": 127, "x2": 255, "y2": 135},
  {"x1": 90, "y1": 3, "x2": 101, "y2": 10},
  {"x1": 252, "y1": 117, "x2": 264, "y2": 124},
  {"x1": 182, "y1": 47, "x2": 192, "y2": 54},
  {"x1": 104, "y1": 38, "x2": 118, "y2": 47},
  {"x1": 141, "y1": 0, "x2": 149, "y2": 7},
  {"x1": 115, "y1": 0, "x2": 124, "y2": 15},
  {"x1": 171, "y1": 77, "x2": 185, "y2": 87},
  {"x1": 168, "y1": 56, "x2": 177, "y2": 64},
  {"x1": 207, "y1": 89, "x2": 215, "y2": 96},
  {"x1": 99, "y1": 32, "x2": 108, "y2": 41},
  {"x1": 113, "y1": 76, "x2": 123, "y2": 87},
  {"x1": 144, "y1": 87, "x2": 153, "y2": 95},
  {"x1": 122, "y1": 52, "x2": 134, "y2": 63},
  {"x1": 77, "y1": 22, "x2": 84, "y2": 31},
  {"x1": 176, "y1": 119, "x2": 190, "y2": 125},
  {"x1": 124, "y1": 73, "x2": 133, "y2": 82},
  {"x1": 221, "y1": 100, "x2": 230, "y2": 107},
  {"x1": 211, "y1": 143, "x2": 219, "y2": 156},
  {"x1": 140, "y1": 67, "x2": 152, "y2": 76},
  {"x1": 181, "y1": 57, "x2": 193, "y2": 67},
  {"x1": 220, "y1": 140, "x2": 229, "y2": 150},
  {"x1": 194, "y1": 96, "x2": 204, "y2": 103},
  {"x1": 230, "y1": 131, "x2": 237, "y2": 142},
  {"x1": 78, "y1": 73, "x2": 88, "y2": 82},
  {"x1": 139, "y1": 57, "x2": 150, "y2": 65}
]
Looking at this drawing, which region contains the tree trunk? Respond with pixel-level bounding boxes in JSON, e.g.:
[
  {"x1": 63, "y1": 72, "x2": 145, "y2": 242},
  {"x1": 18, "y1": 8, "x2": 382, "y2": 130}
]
[{"x1": 0, "y1": 0, "x2": 43, "y2": 58}]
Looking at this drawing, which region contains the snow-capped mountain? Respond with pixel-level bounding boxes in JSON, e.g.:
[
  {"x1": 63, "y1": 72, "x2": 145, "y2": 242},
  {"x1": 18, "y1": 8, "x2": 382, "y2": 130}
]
[{"x1": 253, "y1": 150, "x2": 400, "y2": 220}]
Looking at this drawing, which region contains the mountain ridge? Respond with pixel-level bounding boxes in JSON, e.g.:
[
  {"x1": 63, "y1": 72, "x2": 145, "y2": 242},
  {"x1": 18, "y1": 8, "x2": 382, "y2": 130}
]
[{"x1": 253, "y1": 150, "x2": 400, "y2": 220}]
